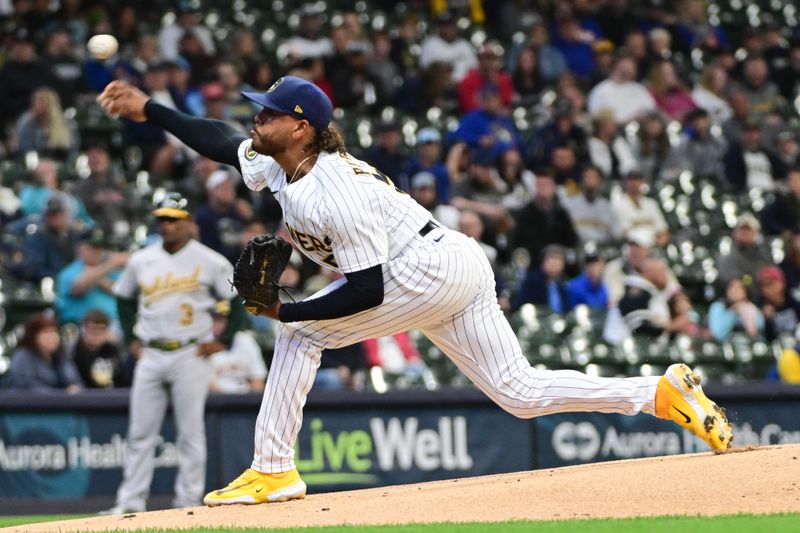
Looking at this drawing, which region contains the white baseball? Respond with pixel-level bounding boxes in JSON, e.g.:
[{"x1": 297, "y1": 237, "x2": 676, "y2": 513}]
[{"x1": 87, "y1": 34, "x2": 119, "y2": 60}]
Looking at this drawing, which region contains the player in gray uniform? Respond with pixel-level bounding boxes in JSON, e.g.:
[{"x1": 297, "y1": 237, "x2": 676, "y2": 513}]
[
  {"x1": 100, "y1": 77, "x2": 732, "y2": 506},
  {"x1": 101, "y1": 195, "x2": 244, "y2": 514}
]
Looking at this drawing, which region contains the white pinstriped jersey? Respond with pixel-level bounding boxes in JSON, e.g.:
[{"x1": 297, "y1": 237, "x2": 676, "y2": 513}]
[
  {"x1": 113, "y1": 240, "x2": 234, "y2": 342},
  {"x1": 237, "y1": 139, "x2": 431, "y2": 273}
]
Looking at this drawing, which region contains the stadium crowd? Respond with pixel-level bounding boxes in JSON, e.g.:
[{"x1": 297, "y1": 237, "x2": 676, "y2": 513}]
[{"x1": 1, "y1": 0, "x2": 800, "y2": 392}]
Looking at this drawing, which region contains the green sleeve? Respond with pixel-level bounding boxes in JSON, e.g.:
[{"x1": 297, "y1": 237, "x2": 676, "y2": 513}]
[
  {"x1": 117, "y1": 297, "x2": 138, "y2": 345},
  {"x1": 220, "y1": 296, "x2": 246, "y2": 347}
]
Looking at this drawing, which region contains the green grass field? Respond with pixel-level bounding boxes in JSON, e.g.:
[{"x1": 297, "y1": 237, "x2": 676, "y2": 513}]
[{"x1": 1, "y1": 514, "x2": 798, "y2": 532}]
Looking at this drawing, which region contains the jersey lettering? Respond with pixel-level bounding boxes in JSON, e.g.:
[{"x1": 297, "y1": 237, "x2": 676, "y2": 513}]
[
  {"x1": 286, "y1": 225, "x2": 338, "y2": 268},
  {"x1": 140, "y1": 267, "x2": 202, "y2": 306},
  {"x1": 343, "y1": 153, "x2": 406, "y2": 194}
]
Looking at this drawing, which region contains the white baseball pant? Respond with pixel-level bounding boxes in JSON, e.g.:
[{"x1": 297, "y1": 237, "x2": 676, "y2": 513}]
[
  {"x1": 115, "y1": 345, "x2": 212, "y2": 510},
  {"x1": 252, "y1": 227, "x2": 660, "y2": 472}
]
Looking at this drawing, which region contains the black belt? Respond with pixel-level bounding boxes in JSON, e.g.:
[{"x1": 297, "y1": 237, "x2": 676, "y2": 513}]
[
  {"x1": 419, "y1": 220, "x2": 440, "y2": 237},
  {"x1": 147, "y1": 338, "x2": 199, "y2": 351}
]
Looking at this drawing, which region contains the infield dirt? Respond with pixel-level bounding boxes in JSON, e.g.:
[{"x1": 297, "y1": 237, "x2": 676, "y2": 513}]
[{"x1": 10, "y1": 444, "x2": 800, "y2": 532}]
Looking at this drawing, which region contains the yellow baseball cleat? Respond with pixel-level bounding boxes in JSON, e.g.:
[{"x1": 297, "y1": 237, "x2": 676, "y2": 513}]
[
  {"x1": 655, "y1": 364, "x2": 733, "y2": 452},
  {"x1": 204, "y1": 468, "x2": 307, "y2": 506}
]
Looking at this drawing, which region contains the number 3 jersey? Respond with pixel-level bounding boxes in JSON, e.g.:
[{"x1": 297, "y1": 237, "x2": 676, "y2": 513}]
[
  {"x1": 113, "y1": 240, "x2": 234, "y2": 342},
  {"x1": 237, "y1": 140, "x2": 432, "y2": 274}
]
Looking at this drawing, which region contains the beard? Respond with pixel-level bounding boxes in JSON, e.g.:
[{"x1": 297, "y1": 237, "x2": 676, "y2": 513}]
[{"x1": 251, "y1": 128, "x2": 284, "y2": 156}]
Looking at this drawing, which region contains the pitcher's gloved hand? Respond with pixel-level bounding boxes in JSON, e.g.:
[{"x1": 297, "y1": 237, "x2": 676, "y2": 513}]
[{"x1": 233, "y1": 235, "x2": 293, "y2": 315}]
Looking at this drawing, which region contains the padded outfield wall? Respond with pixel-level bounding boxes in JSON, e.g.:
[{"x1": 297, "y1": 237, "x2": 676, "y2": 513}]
[{"x1": 0, "y1": 385, "x2": 798, "y2": 514}]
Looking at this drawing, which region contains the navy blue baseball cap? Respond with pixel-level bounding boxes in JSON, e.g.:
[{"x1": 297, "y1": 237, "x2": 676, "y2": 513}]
[{"x1": 242, "y1": 76, "x2": 333, "y2": 131}]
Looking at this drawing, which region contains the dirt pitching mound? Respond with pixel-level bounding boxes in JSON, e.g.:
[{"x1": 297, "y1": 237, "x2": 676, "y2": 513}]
[{"x1": 13, "y1": 444, "x2": 800, "y2": 532}]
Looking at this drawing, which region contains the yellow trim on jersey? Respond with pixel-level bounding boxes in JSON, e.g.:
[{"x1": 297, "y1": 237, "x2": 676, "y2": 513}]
[
  {"x1": 244, "y1": 144, "x2": 258, "y2": 161},
  {"x1": 153, "y1": 207, "x2": 191, "y2": 219}
]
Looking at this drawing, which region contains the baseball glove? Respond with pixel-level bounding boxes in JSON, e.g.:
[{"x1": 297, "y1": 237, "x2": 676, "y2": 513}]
[{"x1": 233, "y1": 234, "x2": 293, "y2": 314}]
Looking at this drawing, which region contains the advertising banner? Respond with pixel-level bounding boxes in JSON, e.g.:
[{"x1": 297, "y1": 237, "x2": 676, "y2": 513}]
[
  {"x1": 218, "y1": 407, "x2": 533, "y2": 493},
  {"x1": 0, "y1": 413, "x2": 179, "y2": 499},
  {"x1": 534, "y1": 402, "x2": 800, "y2": 468}
]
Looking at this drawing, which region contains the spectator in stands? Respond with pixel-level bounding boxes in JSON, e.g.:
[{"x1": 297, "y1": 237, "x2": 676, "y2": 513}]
[
  {"x1": 458, "y1": 210, "x2": 498, "y2": 266},
  {"x1": 208, "y1": 302, "x2": 267, "y2": 394},
  {"x1": 41, "y1": 27, "x2": 84, "y2": 108},
  {"x1": 604, "y1": 228, "x2": 679, "y2": 305},
  {"x1": 165, "y1": 58, "x2": 203, "y2": 116},
  {"x1": 0, "y1": 29, "x2": 56, "y2": 127},
  {"x1": 366, "y1": 31, "x2": 401, "y2": 101},
  {"x1": 562, "y1": 165, "x2": 618, "y2": 246},
  {"x1": 200, "y1": 82, "x2": 247, "y2": 134},
  {"x1": 209, "y1": 62, "x2": 254, "y2": 126},
  {"x1": 567, "y1": 251, "x2": 608, "y2": 310},
  {"x1": 618, "y1": 258, "x2": 674, "y2": 337},
  {"x1": 450, "y1": 148, "x2": 511, "y2": 230},
  {"x1": 56, "y1": 0, "x2": 89, "y2": 47},
  {"x1": 73, "y1": 143, "x2": 133, "y2": 234},
  {"x1": 362, "y1": 332, "x2": 429, "y2": 388},
  {"x1": 737, "y1": 56, "x2": 785, "y2": 120},
  {"x1": 587, "y1": 52, "x2": 656, "y2": 124},
  {"x1": 708, "y1": 277, "x2": 765, "y2": 341},
  {"x1": 510, "y1": 46, "x2": 541, "y2": 108},
  {"x1": 281, "y1": 3, "x2": 333, "y2": 62},
  {"x1": 507, "y1": 19, "x2": 567, "y2": 84},
  {"x1": 692, "y1": 64, "x2": 733, "y2": 125},
  {"x1": 364, "y1": 121, "x2": 414, "y2": 192},
  {"x1": 497, "y1": 146, "x2": 537, "y2": 211},
  {"x1": 551, "y1": 16, "x2": 595, "y2": 80},
  {"x1": 450, "y1": 83, "x2": 524, "y2": 157},
  {"x1": 549, "y1": 144, "x2": 582, "y2": 189},
  {"x1": 314, "y1": 343, "x2": 367, "y2": 390},
  {"x1": 716, "y1": 212, "x2": 773, "y2": 290},
  {"x1": 666, "y1": 290, "x2": 703, "y2": 338},
  {"x1": 124, "y1": 61, "x2": 181, "y2": 174},
  {"x1": 14, "y1": 87, "x2": 79, "y2": 159},
  {"x1": 629, "y1": 111, "x2": 671, "y2": 182},
  {"x1": 328, "y1": 40, "x2": 385, "y2": 111},
  {"x1": 5, "y1": 312, "x2": 82, "y2": 392},
  {"x1": 761, "y1": 168, "x2": 800, "y2": 237},
  {"x1": 774, "y1": 38, "x2": 800, "y2": 101},
  {"x1": 513, "y1": 244, "x2": 569, "y2": 313},
  {"x1": 18, "y1": 197, "x2": 80, "y2": 282},
  {"x1": 19, "y1": 159, "x2": 93, "y2": 227},
  {"x1": 527, "y1": 99, "x2": 588, "y2": 171},
  {"x1": 196, "y1": 170, "x2": 252, "y2": 264},
  {"x1": 419, "y1": 11, "x2": 477, "y2": 84},
  {"x1": 757, "y1": 265, "x2": 800, "y2": 342},
  {"x1": 645, "y1": 60, "x2": 697, "y2": 122},
  {"x1": 588, "y1": 110, "x2": 637, "y2": 181},
  {"x1": 158, "y1": 1, "x2": 215, "y2": 60},
  {"x1": 396, "y1": 60, "x2": 459, "y2": 115},
  {"x1": 408, "y1": 128, "x2": 449, "y2": 202},
  {"x1": 611, "y1": 169, "x2": 669, "y2": 248},
  {"x1": 512, "y1": 173, "x2": 578, "y2": 267},
  {"x1": 66, "y1": 310, "x2": 125, "y2": 388},
  {"x1": 721, "y1": 89, "x2": 751, "y2": 145},
  {"x1": 178, "y1": 31, "x2": 217, "y2": 87},
  {"x1": 775, "y1": 131, "x2": 799, "y2": 170},
  {"x1": 662, "y1": 108, "x2": 727, "y2": 181},
  {"x1": 720, "y1": 118, "x2": 786, "y2": 192},
  {"x1": 588, "y1": 39, "x2": 615, "y2": 88},
  {"x1": 410, "y1": 171, "x2": 460, "y2": 230},
  {"x1": 458, "y1": 41, "x2": 514, "y2": 113},
  {"x1": 621, "y1": 30, "x2": 648, "y2": 76},
  {"x1": 55, "y1": 227, "x2": 128, "y2": 326}
]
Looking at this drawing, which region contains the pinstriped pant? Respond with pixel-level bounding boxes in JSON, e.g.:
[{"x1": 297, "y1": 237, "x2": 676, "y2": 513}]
[{"x1": 252, "y1": 227, "x2": 660, "y2": 473}]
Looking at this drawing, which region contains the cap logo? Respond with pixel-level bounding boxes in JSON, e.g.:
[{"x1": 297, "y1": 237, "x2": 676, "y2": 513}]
[
  {"x1": 267, "y1": 77, "x2": 285, "y2": 93},
  {"x1": 294, "y1": 104, "x2": 303, "y2": 114}
]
